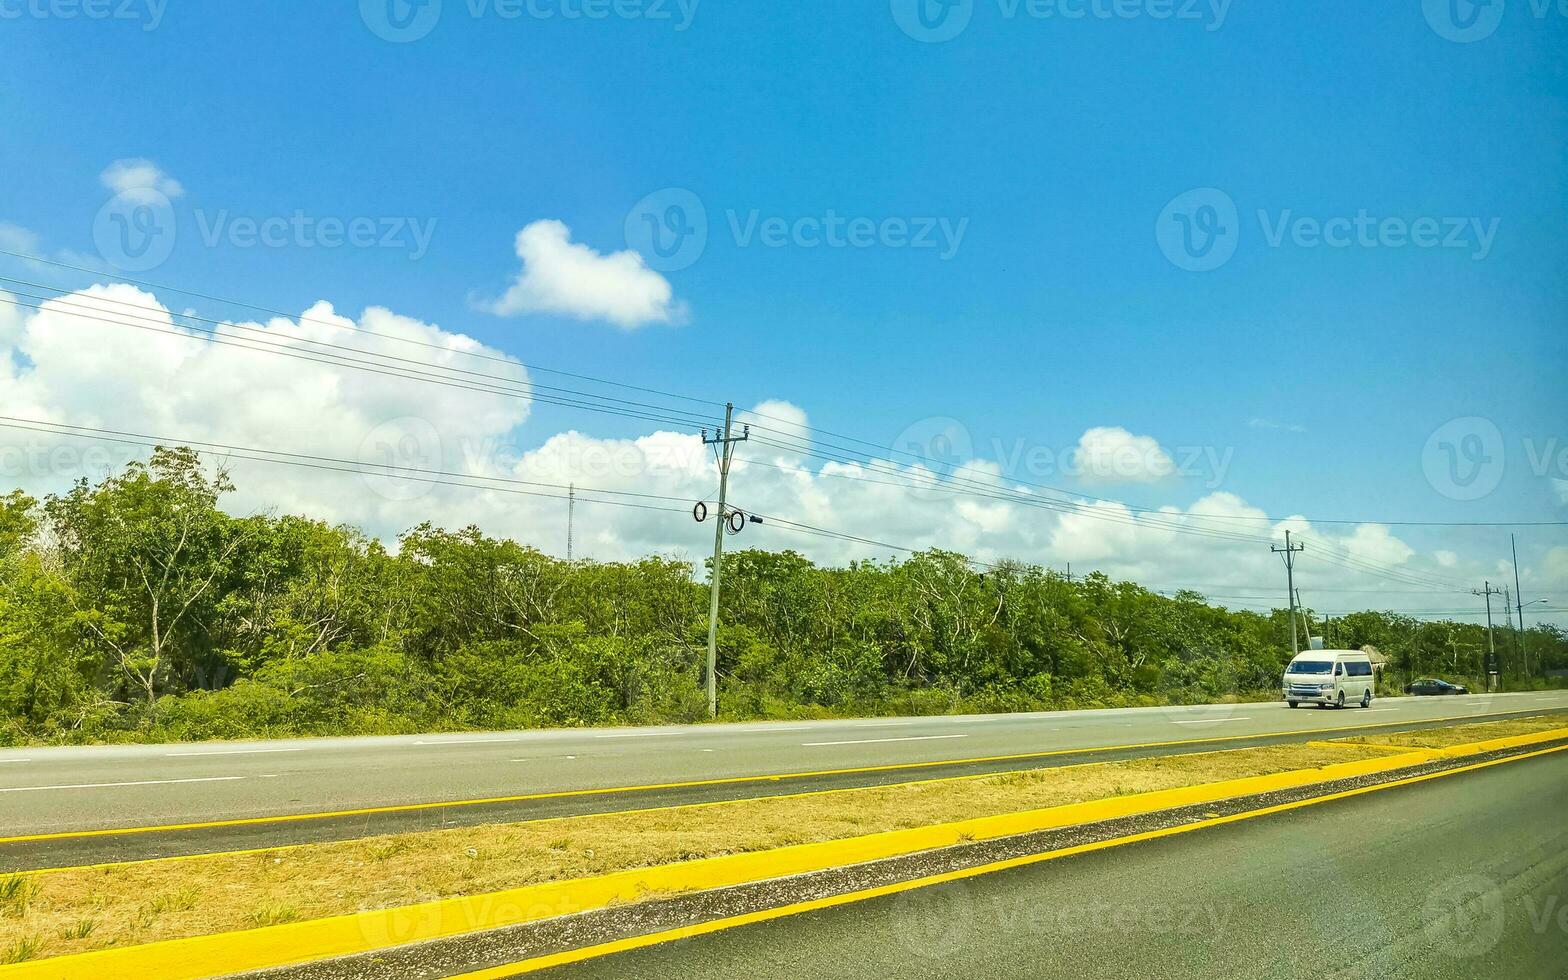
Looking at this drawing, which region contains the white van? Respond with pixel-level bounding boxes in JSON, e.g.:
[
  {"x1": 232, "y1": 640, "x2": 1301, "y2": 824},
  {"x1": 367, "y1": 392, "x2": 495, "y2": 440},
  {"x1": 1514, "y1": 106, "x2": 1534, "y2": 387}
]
[{"x1": 1283, "y1": 650, "x2": 1375, "y2": 709}]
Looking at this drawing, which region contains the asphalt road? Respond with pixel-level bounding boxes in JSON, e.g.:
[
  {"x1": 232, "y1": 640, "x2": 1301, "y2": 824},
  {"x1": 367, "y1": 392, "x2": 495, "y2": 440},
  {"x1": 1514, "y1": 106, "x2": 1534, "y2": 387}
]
[
  {"x1": 2, "y1": 690, "x2": 1564, "y2": 840},
  {"x1": 536, "y1": 745, "x2": 1568, "y2": 980}
]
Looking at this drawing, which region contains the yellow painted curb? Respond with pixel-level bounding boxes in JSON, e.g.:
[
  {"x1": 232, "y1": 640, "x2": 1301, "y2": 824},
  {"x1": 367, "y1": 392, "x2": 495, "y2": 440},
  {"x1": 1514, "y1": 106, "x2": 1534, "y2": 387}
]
[{"x1": 6, "y1": 726, "x2": 1565, "y2": 980}]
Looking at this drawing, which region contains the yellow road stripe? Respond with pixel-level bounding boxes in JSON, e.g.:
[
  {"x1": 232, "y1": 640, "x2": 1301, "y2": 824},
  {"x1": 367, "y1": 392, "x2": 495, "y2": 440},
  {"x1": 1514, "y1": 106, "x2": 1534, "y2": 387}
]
[
  {"x1": 441, "y1": 741, "x2": 1568, "y2": 979},
  {"x1": 2, "y1": 705, "x2": 1545, "y2": 847},
  {"x1": 2, "y1": 728, "x2": 1561, "y2": 980},
  {"x1": 12, "y1": 746, "x2": 1141, "y2": 878}
]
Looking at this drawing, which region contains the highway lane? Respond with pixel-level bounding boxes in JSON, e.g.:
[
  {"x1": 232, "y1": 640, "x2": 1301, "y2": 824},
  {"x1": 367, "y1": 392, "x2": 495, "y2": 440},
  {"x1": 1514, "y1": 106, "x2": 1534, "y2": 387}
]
[
  {"x1": 534, "y1": 743, "x2": 1568, "y2": 980},
  {"x1": 2, "y1": 690, "x2": 1564, "y2": 839}
]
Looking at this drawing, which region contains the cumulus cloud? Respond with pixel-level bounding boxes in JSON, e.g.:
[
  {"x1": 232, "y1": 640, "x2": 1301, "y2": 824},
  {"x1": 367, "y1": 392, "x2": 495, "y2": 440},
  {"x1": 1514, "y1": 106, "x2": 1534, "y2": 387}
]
[
  {"x1": 1071, "y1": 426, "x2": 1175, "y2": 484},
  {"x1": 0, "y1": 281, "x2": 1538, "y2": 627},
  {"x1": 0, "y1": 223, "x2": 40, "y2": 254},
  {"x1": 1341, "y1": 523, "x2": 1415, "y2": 566},
  {"x1": 480, "y1": 220, "x2": 684, "y2": 329},
  {"x1": 100, "y1": 158, "x2": 184, "y2": 201},
  {"x1": 1544, "y1": 547, "x2": 1568, "y2": 584},
  {"x1": 0, "y1": 284, "x2": 529, "y2": 530},
  {"x1": 1434, "y1": 549, "x2": 1459, "y2": 568}
]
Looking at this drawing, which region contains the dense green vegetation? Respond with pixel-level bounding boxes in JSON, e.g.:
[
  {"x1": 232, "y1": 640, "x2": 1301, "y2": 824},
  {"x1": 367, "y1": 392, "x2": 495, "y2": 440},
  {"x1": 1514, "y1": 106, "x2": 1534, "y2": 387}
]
[{"x1": 1, "y1": 449, "x2": 1562, "y2": 745}]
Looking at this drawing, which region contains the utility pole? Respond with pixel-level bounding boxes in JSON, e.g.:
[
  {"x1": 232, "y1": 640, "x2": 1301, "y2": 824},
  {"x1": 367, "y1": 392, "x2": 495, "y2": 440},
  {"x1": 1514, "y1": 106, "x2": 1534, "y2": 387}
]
[
  {"x1": 700, "y1": 403, "x2": 749, "y2": 718},
  {"x1": 1512, "y1": 534, "x2": 1527, "y2": 676},
  {"x1": 1474, "y1": 581, "x2": 1502, "y2": 689},
  {"x1": 1273, "y1": 530, "x2": 1305, "y2": 656},
  {"x1": 566, "y1": 483, "x2": 575, "y2": 562},
  {"x1": 1503, "y1": 584, "x2": 1517, "y2": 675}
]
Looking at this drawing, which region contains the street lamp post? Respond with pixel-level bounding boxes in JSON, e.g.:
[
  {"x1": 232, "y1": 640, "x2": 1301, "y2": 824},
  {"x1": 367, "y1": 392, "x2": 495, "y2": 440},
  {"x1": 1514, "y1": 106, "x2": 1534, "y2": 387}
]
[{"x1": 1519, "y1": 598, "x2": 1548, "y2": 678}]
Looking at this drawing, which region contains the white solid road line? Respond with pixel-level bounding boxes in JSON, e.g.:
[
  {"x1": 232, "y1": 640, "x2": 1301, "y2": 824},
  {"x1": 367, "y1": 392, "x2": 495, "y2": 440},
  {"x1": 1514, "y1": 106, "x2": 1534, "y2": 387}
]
[
  {"x1": 412, "y1": 737, "x2": 528, "y2": 746},
  {"x1": 0, "y1": 760, "x2": 30, "y2": 764},
  {"x1": 0, "y1": 776, "x2": 245, "y2": 794},
  {"x1": 1171, "y1": 717, "x2": 1253, "y2": 725},
  {"x1": 164, "y1": 747, "x2": 306, "y2": 757},
  {"x1": 595, "y1": 731, "x2": 687, "y2": 739},
  {"x1": 802, "y1": 734, "x2": 970, "y2": 747}
]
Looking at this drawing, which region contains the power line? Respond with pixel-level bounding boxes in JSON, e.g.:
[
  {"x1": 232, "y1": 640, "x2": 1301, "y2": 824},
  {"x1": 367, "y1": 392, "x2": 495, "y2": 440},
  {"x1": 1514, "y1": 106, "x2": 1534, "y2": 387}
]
[
  {"x1": 0, "y1": 250, "x2": 725, "y2": 411},
  {"x1": 2, "y1": 255, "x2": 1559, "y2": 579},
  {"x1": 0, "y1": 290, "x2": 717, "y2": 433},
  {"x1": 0, "y1": 417, "x2": 694, "y2": 513}
]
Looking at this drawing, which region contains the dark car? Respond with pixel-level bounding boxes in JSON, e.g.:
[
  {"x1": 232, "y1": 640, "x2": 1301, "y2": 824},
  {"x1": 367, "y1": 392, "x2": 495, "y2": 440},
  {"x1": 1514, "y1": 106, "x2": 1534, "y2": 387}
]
[{"x1": 1405, "y1": 678, "x2": 1469, "y2": 696}]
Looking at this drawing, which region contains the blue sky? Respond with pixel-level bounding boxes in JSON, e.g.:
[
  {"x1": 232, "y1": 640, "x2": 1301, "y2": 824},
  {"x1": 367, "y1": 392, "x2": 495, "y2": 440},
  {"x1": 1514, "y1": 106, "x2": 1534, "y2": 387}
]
[{"x1": 1, "y1": 2, "x2": 1564, "y2": 611}]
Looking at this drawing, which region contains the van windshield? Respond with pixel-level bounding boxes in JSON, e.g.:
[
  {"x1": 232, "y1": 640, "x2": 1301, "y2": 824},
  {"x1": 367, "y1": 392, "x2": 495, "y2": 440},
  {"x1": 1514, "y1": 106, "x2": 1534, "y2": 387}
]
[{"x1": 1287, "y1": 661, "x2": 1332, "y2": 674}]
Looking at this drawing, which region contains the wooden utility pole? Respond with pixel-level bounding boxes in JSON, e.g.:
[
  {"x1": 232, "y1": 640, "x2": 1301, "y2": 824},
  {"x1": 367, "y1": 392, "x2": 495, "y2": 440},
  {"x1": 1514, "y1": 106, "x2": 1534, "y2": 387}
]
[{"x1": 700, "y1": 404, "x2": 748, "y2": 717}]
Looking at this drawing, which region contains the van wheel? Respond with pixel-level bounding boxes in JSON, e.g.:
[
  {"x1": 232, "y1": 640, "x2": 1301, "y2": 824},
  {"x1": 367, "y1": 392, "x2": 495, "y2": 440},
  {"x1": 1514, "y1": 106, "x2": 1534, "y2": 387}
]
[
  {"x1": 1360, "y1": 690, "x2": 1371, "y2": 708},
  {"x1": 1335, "y1": 691, "x2": 1346, "y2": 709},
  {"x1": 1287, "y1": 701, "x2": 1297, "y2": 708}
]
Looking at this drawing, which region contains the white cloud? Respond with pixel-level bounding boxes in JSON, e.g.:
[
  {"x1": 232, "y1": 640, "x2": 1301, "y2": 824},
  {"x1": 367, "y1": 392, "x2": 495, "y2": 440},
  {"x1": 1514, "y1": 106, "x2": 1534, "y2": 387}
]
[
  {"x1": 1341, "y1": 523, "x2": 1415, "y2": 566},
  {"x1": 100, "y1": 158, "x2": 184, "y2": 201},
  {"x1": 1071, "y1": 426, "x2": 1175, "y2": 484},
  {"x1": 1, "y1": 280, "x2": 1545, "y2": 628},
  {"x1": 0, "y1": 223, "x2": 40, "y2": 254},
  {"x1": 0, "y1": 284, "x2": 529, "y2": 531},
  {"x1": 480, "y1": 220, "x2": 684, "y2": 329},
  {"x1": 1434, "y1": 549, "x2": 1458, "y2": 568},
  {"x1": 1543, "y1": 547, "x2": 1568, "y2": 584}
]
